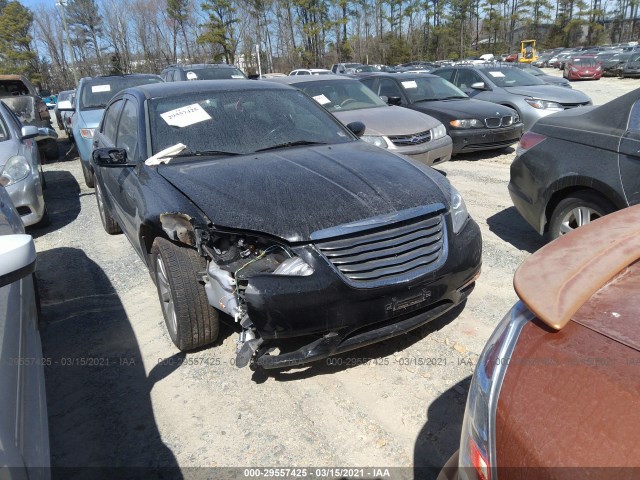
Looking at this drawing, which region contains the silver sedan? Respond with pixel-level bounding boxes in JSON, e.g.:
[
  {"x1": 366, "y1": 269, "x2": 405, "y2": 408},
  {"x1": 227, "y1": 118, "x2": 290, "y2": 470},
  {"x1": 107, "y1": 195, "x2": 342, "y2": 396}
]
[{"x1": 0, "y1": 101, "x2": 55, "y2": 226}]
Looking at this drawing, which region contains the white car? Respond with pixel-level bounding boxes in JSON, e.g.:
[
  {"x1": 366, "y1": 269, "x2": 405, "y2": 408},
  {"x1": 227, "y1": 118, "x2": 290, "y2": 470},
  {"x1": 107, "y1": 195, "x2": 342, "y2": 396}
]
[
  {"x1": 0, "y1": 101, "x2": 54, "y2": 226},
  {"x1": 0, "y1": 185, "x2": 49, "y2": 479},
  {"x1": 289, "y1": 68, "x2": 332, "y2": 76}
]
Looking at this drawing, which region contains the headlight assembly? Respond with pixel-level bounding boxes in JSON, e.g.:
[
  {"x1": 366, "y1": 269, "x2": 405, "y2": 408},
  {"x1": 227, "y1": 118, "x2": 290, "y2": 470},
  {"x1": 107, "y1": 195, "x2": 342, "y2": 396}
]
[
  {"x1": 361, "y1": 135, "x2": 388, "y2": 149},
  {"x1": 450, "y1": 184, "x2": 469, "y2": 234},
  {"x1": 430, "y1": 123, "x2": 447, "y2": 140},
  {"x1": 0, "y1": 156, "x2": 31, "y2": 187},
  {"x1": 524, "y1": 97, "x2": 564, "y2": 111},
  {"x1": 449, "y1": 119, "x2": 484, "y2": 129},
  {"x1": 273, "y1": 256, "x2": 314, "y2": 276}
]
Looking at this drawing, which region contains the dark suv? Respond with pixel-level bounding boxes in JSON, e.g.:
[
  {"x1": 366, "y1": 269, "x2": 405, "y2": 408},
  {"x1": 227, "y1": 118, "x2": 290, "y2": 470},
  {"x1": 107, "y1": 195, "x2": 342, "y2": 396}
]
[{"x1": 160, "y1": 64, "x2": 246, "y2": 81}]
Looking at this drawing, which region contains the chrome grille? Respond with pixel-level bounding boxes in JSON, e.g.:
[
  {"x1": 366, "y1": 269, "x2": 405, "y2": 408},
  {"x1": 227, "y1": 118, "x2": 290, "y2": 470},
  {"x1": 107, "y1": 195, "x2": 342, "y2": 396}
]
[
  {"x1": 387, "y1": 130, "x2": 431, "y2": 146},
  {"x1": 484, "y1": 115, "x2": 514, "y2": 128},
  {"x1": 315, "y1": 214, "x2": 446, "y2": 287}
]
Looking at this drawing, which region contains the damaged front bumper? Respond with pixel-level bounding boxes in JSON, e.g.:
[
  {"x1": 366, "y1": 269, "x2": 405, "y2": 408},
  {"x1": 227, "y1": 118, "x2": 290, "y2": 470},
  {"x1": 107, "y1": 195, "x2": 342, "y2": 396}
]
[{"x1": 202, "y1": 212, "x2": 482, "y2": 369}]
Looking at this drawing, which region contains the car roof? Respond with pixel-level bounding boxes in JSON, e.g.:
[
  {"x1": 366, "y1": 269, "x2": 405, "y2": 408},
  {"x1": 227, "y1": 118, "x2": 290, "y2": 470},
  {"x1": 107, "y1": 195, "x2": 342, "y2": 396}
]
[
  {"x1": 269, "y1": 74, "x2": 355, "y2": 84},
  {"x1": 80, "y1": 74, "x2": 160, "y2": 84},
  {"x1": 122, "y1": 79, "x2": 294, "y2": 101},
  {"x1": 350, "y1": 72, "x2": 438, "y2": 80},
  {"x1": 170, "y1": 64, "x2": 238, "y2": 70}
]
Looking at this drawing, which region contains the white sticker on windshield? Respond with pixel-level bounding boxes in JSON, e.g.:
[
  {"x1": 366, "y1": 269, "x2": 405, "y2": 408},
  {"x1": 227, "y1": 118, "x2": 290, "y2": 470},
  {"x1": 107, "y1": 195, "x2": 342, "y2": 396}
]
[
  {"x1": 312, "y1": 94, "x2": 331, "y2": 105},
  {"x1": 186, "y1": 71, "x2": 198, "y2": 80},
  {"x1": 488, "y1": 71, "x2": 505, "y2": 77},
  {"x1": 402, "y1": 81, "x2": 418, "y2": 89},
  {"x1": 91, "y1": 84, "x2": 111, "y2": 93},
  {"x1": 161, "y1": 103, "x2": 212, "y2": 128},
  {"x1": 231, "y1": 75, "x2": 245, "y2": 79}
]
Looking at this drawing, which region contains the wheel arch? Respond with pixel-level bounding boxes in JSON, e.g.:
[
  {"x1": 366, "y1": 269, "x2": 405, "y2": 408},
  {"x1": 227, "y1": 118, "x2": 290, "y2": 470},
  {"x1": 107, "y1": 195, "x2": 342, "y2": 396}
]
[{"x1": 543, "y1": 177, "x2": 625, "y2": 232}]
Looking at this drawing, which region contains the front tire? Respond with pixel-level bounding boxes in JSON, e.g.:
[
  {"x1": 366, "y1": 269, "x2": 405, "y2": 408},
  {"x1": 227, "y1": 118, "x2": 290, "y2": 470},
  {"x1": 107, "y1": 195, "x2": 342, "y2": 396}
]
[
  {"x1": 549, "y1": 192, "x2": 615, "y2": 240},
  {"x1": 81, "y1": 161, "x2": 95, "y2": 188},
  {"x1": 151, "y1": 237, "x2": 219, "y2": 351},
  {"x1": 95, "y1": 182, "x2": 121, "y2": 234}
]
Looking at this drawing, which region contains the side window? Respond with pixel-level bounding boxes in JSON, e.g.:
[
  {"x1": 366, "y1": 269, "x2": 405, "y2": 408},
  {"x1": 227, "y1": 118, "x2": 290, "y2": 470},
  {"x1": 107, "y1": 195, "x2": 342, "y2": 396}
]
[
  {"x1": 629, "y1": 99, "x2": 640, "y2": 132},
  {"x1": 434, "y1": 69, "x2": 455, "y2": 82},
  {"x1": 456, "y1": 69, "x2": 483, "y2": 90},
  {"x1": 116, "y1": 100, "x2": 139, "y2": 159},
  {"x1": 102, "y1": 99, "x2": 124, "y2": 143},
  {"x1": 377, "y1": 78, "x2": 403, "y2": 99},
  {"x1": 360, "y1": 78, "x2": 376, "y2": 93}
]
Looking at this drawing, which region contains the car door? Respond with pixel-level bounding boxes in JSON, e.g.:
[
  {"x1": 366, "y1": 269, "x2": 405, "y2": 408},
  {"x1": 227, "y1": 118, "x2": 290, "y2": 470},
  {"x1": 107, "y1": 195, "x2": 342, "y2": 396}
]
[
  {"x1": 93, "y1": 98, "x2": 125, "y2": 221},
  {"x1": 618, "y1": 98, "x2": 640, "y2": 206},
  {"x1": 111, "y1": 98, "x2": 142, "y2": 238}
]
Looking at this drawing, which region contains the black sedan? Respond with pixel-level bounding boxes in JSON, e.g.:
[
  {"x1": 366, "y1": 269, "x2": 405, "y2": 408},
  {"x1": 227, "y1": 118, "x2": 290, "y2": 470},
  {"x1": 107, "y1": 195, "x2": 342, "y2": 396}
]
[
  {"x1": 509, "y1": 88, "x2": 640, "y2": 240},
  {"x1": 354, "y1": 72, "x2": 523, "y2": 154},
  {"x1": 90, "y1": 80, "x2": 482, "y2": 369}
]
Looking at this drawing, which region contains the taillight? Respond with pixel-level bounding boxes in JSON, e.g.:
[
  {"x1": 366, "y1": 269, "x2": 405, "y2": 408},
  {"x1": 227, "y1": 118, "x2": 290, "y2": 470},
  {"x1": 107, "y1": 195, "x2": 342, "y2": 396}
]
[
  {"x1": 515, "y1": 131, "x2": 546, "y2": 157},
  {"x1": 458, "y1": 303, "x2": 535, "y2": 480},
  {"x1": 470, "y1": 438, "x2": 490, "y2": 480}
]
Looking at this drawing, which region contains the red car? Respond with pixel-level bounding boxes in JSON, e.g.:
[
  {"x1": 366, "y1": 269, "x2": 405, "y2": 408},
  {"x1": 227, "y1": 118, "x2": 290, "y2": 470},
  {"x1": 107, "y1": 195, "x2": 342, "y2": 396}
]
[
  {"x1": 505, "y1": 54, "x2": 518, "y2": 62},
  {"x1": 563, "y1": 56, "x2": 602, "y2": 80}
]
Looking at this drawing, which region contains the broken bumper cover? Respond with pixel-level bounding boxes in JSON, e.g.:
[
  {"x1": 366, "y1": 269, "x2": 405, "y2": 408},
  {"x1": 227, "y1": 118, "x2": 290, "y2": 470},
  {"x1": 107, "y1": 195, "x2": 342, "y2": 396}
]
[{"x1": 245, "y1": 216, "x2": 481, "y2": 368}]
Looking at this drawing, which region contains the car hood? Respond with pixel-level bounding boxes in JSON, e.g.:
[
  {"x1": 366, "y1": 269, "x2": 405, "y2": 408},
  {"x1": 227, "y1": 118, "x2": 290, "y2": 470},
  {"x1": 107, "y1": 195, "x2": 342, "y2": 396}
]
[
  {"x1": 411, "y1": 98, "x2": 514, "y2": 120},
  {"x1": 540, "y1": 75, "x2": 570, "y2": 86},
  {"x1": 156, "y1": 142, "x2": 451, "y2": 243},
  {"x1": 76, "y1": 108, "x2": 105, "y2": 128},
  {"x1": 503, "y1": 85, "x2": 590, "y2": 103},
  {"x1": 332, "y1": 105, "x2": 440, "y2": 136}
]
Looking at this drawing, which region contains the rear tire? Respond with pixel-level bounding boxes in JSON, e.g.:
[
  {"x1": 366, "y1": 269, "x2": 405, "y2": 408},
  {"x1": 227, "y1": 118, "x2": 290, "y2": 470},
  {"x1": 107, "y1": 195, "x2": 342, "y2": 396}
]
[
  {"x1": 81, "y1": 161, "x2": 95, "y2": 188},
  {"x1": 548, "y1": 192, "x2": 615, "y2": 240},
  {"x1": 151, "y1": 237, "x2": 219, "y2": 351},
  {"x1": 95, "y1": 182, "x2": 121, "y2": 234}
]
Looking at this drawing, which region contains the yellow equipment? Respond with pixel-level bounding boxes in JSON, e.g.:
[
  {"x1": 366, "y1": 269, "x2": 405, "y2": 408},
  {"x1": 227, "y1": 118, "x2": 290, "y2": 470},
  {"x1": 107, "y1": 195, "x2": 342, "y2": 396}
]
[{"x1": 519, "y1": 40, "x2": 537, "y2": 63}]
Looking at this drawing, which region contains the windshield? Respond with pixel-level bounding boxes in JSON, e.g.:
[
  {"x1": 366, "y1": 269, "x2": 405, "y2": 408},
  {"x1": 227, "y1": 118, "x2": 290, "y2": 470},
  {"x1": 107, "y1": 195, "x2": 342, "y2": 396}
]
[
  {"x1": 482, "y1": 68, "x2": 545, "y2": 87},
  {"x1": 401, "y1": 76, "x2": 468, "y2": 103},
  {"x1": 185, "y1": 67, "x2": 246, "y2": 80},
  {"x1": 520, "y1": 65, "x2": 544, "y2": 75},
  {"x1": 148, "y1": 89, "x2": 353, "y2": 156},
  {"x1": 295, "y1": 79, "x2": 386, "y2": 112},
  {"x1": 570, "y1": 57, "x2": 599, "y2": 66},
  {"x1": 80, "y1": 76, "x2": 162, "y2": 110}
]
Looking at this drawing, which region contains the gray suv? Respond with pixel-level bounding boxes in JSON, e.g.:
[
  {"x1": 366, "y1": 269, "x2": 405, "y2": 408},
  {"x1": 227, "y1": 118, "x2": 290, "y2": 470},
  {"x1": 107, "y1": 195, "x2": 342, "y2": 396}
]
[
  {"x1": 160, "y1": 64, "x2": 246, "y2": 81},
  {"x1": 432, "y1": 65, "x2": 591, "y2": 130}
]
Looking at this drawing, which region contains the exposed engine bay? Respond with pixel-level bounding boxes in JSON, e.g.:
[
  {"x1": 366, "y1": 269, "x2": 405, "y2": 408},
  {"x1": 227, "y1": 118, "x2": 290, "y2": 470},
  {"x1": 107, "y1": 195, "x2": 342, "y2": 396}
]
[{"x1": 198, "y1": 231, "x2": 312, "y2": 368}]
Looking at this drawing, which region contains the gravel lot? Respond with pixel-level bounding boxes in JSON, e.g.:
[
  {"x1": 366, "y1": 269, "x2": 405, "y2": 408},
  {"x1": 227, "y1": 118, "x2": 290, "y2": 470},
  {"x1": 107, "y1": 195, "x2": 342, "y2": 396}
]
[{"x1": 32, "y1": 72, "x2": 639, "y2": 480}]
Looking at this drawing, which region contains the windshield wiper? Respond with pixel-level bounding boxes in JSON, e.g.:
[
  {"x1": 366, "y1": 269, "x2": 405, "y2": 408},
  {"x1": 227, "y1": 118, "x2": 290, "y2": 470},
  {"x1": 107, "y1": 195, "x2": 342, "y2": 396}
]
[
  {"x1": 255, "y1": 140, "x2": 327, "y2": 152},
  {"x1": 189, "y1": 149, "x2": 242, "y2": 156}
]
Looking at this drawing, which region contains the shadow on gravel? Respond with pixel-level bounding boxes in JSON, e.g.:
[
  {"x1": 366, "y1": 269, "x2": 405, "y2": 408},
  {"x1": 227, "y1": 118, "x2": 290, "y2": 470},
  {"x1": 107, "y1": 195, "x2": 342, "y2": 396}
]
[
  {"x1": 254, "y1": 301, "x2": 467, "y2": 383},
  {"x1": 45, "y1": 136, "x2": 77, "y2": 165},
  {"x1": 453, "y1": 146, "x2": 515, "y2": 162},
  {"x1": 413, "y1": 376, "x2": 472, "y2": 480},
  {"x1": 37, "y1": 247, "x2": 183, "y2": 479},
  {"x1": 28, "y1": 170, "x2": 81, "y2": 239},
  {"x1": 487, "y1": 206, "x2": 546, "y2": 254}
]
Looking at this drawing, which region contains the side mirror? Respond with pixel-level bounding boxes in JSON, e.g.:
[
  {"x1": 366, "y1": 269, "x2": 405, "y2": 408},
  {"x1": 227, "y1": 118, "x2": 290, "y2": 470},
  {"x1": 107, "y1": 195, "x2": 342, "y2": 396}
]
[
  {"x1": 379, "y1": 95, "x2": 389, "y2": 104},
  {"x1": 387, "y1": 96, "x2": 402, "y2": 106},
  {"x1": 92, "y1": 148, "x2": 133, "y2": 167},
  {"x1": 470, "y1": 82, "x2": 488, "y2": 90},
  {"x1": 0, "y1": 234, "x2": 36, "y2": 288},
  {"x1": 21, "y1": 125, "x2": 39, "y2": 140},
  {"x1": 346, "y1": 121, "x2": 366, "y2": 137},
  {"x1": 57, "y1": 100, "x2": 74, "y2": 111},
  {"x1": 37, "y1": 127, "x2": 58, "y2": 139}
]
